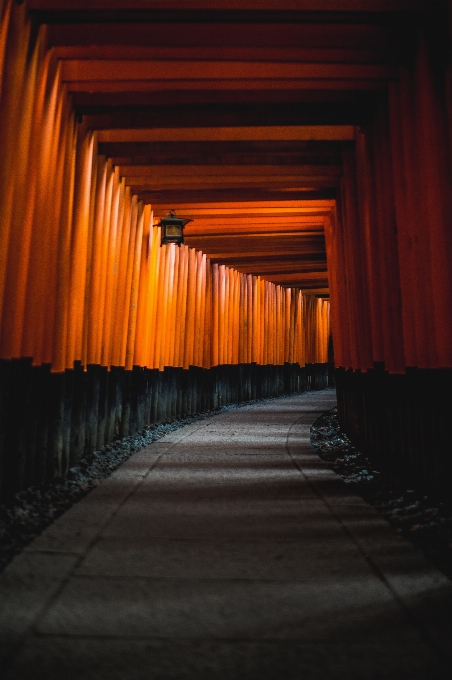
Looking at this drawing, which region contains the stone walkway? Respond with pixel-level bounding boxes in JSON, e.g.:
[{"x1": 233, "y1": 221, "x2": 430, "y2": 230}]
[{"x1": 1, "y1": 390, "x2": 451, "y2": 679}]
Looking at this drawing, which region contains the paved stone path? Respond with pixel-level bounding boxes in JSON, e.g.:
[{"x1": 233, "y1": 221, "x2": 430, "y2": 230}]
[{"x1": 1, "y1": 390, "x2": 451, "y2": 679}]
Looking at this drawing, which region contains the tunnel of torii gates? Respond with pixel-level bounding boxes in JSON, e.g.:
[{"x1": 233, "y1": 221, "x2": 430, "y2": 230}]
[{"x1": 0, "y1": 1, "x2": 451, "y2": 507}]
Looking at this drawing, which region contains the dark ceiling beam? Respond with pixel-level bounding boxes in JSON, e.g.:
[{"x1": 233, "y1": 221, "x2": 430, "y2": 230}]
[
  {"x1": 205, "y1": 271, "x2": 328, "y2": 280},
  {"x1": 66, "y1": 79, "x2": 389, "y2": 93},
  {"x1": 98, "y1": 141, "x2": 346, "y2": 167},
  {"x1": 255, "y1": 271, "x2": 328, "y2": 279},
  {"x1": 286, "y1": 289, "x2": 330, "y2": 294},
  {"x1": 29, "y1": 1, "x2": 434, "y2": 11},
  {"x1": 175, "y1": 233, "x2": 325, "y2": 242},
  {"x1": 45, "y1": 22, "x2": 398, "y2": 50},
  {"x1": 157, "y1": 213, "x2": 333, "y2": 222},
  {"x1": 107, "y1": 155, "x2": 342, "y2": 167},
  {"x1": 251, "y1": 280, "x2": 329, "y2": 290},
  {"x1": 204, "y1": 239, "x2": 327, "y2": 248},
  {"x1": 118, "y1": 165, "x2": 341, "y2": 177},
  {"x1": 81, "y1": 102, "x2": 375, "y2": 128},
  {"x1": 187, "y1": 239, "x2": 325, "y2": 250},
  {"x1": 76, "y1": 101, "x2": 377, "y2": 126},
  {"x1": 181, "y1": 215, "x2": 328, "y2": 222},
  {"x1": 135, "y1": 189, "x2": 337, "y2": 203},
  {"x1": 204, "y1": 264, "x2": 328, "y2": 275},
  {"x1": 98, "y1": 140, "x2": 347, "y2": 152},
  {"x1": 74, "y1": 90, "x2": 381, "y2": 109},
  {"x1": 186, "y1": 251, "x2": 326, "y2": 258},
  {"x1": 53, "y1": 46, "x2": 396, "y2": 63},
  {"x1": 124, "y1": 164, "x2": 341, "y2": 186},
  {"x1": 152, "y1": 199, "x2": 335, "y2": 208},
  {"x1": 128, "y1": 182, "x2": 339, "y2": 193},
  {"x1": 202, "y1": 255, "x2": 326, "y2": 262},
  {"x1": 61, "y1": 60, "x2": 395, "y2": 81},
  {"x1": 96, "y1": 126, "x2": 354, "y2": 142},
  {"x1": 188, "y1": 254, "x2": 326, "y2": 263},
  {"x1": 185, "y1": 228, "x2": 326, "y2": 235},
  {"x1": 184, "y1": 226, "x2": 326, "y2": 235}
]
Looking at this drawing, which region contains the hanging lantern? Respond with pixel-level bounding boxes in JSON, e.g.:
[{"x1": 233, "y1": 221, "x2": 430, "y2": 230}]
[{"x1": 160, "y1": 210, "x2": 192, "y2": 246}]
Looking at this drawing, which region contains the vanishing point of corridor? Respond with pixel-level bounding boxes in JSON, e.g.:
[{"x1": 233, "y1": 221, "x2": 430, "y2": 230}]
[{"x1": 1, "y1": 390, "x2": 450, "y2": 679}]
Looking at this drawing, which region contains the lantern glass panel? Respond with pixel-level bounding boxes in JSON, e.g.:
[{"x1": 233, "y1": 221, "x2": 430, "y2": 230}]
[{"x1": 165, "y1": 224, "x2": 183, "y2": 238}]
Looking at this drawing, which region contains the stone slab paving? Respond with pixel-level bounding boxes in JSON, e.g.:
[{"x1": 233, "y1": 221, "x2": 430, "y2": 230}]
[{"x1": 1, "y1": 390, "x2": 451, "y2": 679}]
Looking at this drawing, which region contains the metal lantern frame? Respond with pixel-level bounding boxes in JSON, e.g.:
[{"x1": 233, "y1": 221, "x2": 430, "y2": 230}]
[{"x1": 160, "y1": 210, "x2": 193, "y2": 246}]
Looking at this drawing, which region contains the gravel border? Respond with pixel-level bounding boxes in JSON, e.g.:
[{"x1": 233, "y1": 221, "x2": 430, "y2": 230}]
[
  {"x1": 310, "y1": 407, "x2": 452, "y2": 580},
  {"x1": 0, "y1": 391, "x2": 309, "y2": 573}
]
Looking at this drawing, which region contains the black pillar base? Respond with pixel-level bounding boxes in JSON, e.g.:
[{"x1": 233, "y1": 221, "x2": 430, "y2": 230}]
[
  {"x1": 336, "y1": 366, "x2": 452, "y2": 508},
  {"x1": 0, "y1": 360, "x2": 329, "y2": 500}
]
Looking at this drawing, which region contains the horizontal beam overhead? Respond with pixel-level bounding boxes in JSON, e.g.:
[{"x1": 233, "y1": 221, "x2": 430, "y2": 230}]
[
  {"x1": 118, "y1": 165, "x2": 341, "y2": 176},
  {"x1": 194, "y1": 257, "x2": 327, "y2": 267},
  {"x1": 46, "y1": 23, "x2": 403, "y2": 50},
  {"x1": 97, "y1": 126, "x2": 355, "y2": 142},
  {"x1": 185, "y1": 234, "x2": 325, "y2": 243},
  {"x1": 135, "y1": 190, "x2": 337, "y2": 203},
  {"x1": 76, "y1": 93, "x2": 379, "y2": 120},
  {"x1": 81, "y1": 103, "x2": 376, "y2": 128},
  {"x1": 187, "y1": 224, "x2": 325, "y2": 230},
  {"x1": 128, "y1": 180, "x2": 339, "y2": 191},
  {"x1": 67, "y1": 79, "x2": 388, "y2": 93},
  {"x1": 152, "y1": 200, "x2": 336, "y2": 209},
  {"x1": 185, "y1": 232, "x2": 326, "y2": 239},
  {"x1": 29, "y1": 1, "x2": 435, "y2": 11},
  {"x1": 98, "y1": 141, "x2": 346, "y2": 166},
  {"x1": 257, "y1": 271, "x2": 328, "y2": 280},
  {"x1": 61, "y1": 60, "x2": 395, "y2": 81},
  {"x1": 54, "y1": 46, "x2": 397, "y2": 63}
]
